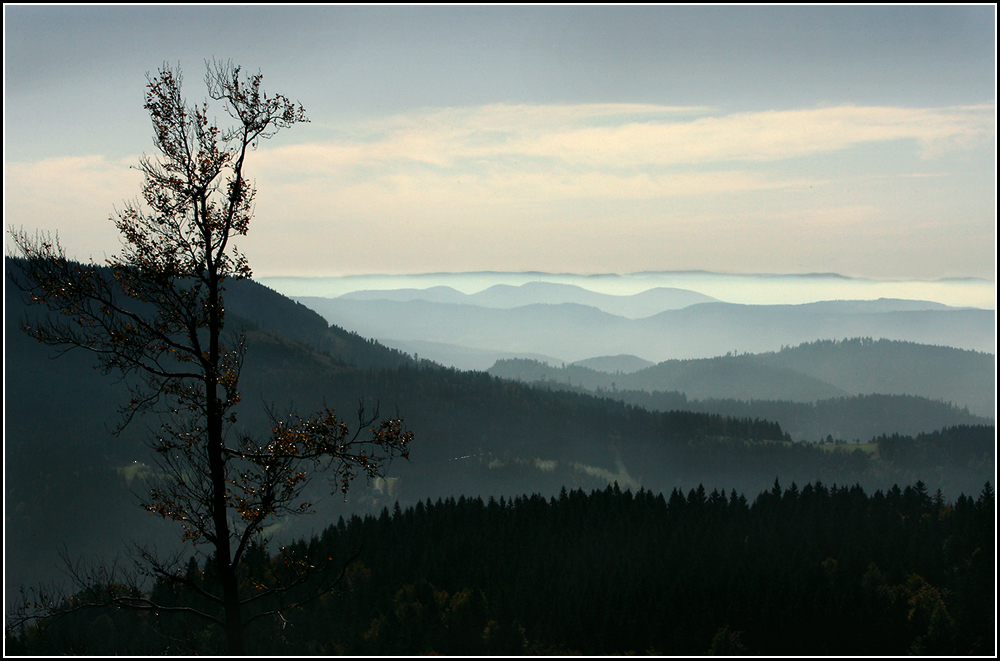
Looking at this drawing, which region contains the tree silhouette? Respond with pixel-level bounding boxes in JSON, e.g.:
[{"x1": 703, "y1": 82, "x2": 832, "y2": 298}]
[{"x1": 8, "y1": 60, "x2": 411, "y2": 654}]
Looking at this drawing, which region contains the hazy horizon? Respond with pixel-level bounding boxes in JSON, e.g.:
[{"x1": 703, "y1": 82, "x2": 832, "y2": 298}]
[{"x1": 259, "y1": 269, "x2": 997, "y2": 309}]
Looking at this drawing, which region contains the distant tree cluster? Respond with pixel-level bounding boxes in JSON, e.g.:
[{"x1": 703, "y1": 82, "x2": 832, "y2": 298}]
[
  {"x1": 617, "y1": 389, "x2": 990, "y2": 442},
  {"x1": 9, "y1": 480, "x2": 993, "y2": 655}
]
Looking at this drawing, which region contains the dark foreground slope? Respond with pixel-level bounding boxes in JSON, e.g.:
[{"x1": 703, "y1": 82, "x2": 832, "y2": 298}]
[
  {"x1": 9, "y1": 481, "x2": 995, "y2": 656},
  {"x1": 5, "y1": 264, "x2": 995, "y2": 605}
]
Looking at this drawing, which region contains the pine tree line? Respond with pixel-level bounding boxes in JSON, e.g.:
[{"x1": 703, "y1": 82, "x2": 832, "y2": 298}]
[{"x1": 10, "y1": 480, "x2": 994, "y2": 655}]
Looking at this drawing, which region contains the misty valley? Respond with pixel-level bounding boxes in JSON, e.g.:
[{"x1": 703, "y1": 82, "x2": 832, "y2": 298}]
[
  {"x1": 5, "y1": 265, "x2": 995, "y2": 655},
  {"x1": 5, "y1": 8, "x2": 997, "y2": 655}
]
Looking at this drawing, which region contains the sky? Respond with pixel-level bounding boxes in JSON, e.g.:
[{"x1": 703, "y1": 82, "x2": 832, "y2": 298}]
[{"x1": 4, "y1": 6, "x2": 997, "y2": 285}]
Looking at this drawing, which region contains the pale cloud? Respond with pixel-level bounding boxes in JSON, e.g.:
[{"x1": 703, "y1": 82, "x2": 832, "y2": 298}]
[
  {"x1": 263, "y1": 102, "x2": 994, "y2": 174},
  {"x1": 247, "y1": 102, "x2": 994, "y2": 230},
  {"x1": 4, "y1": 155, "x2": 141, "y2": 261},
  {"x1": 285, "y1": 169, "x2": 823, "y2": 209},
  {"x1": 5, "y1": 103, "x2": 994, "y2": 279}
]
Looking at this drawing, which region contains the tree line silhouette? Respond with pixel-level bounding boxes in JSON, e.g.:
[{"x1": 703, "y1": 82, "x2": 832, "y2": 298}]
[{"x1": 10, "y1": 479, "x2": 993, "y2": 655}]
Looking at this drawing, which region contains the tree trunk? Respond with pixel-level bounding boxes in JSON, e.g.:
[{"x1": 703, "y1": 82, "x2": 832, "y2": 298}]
[
  {"x1": 207, "y1": 264, "x2": 244, "y2": 654},
  {"x1": 220, "y1": 557, "x2": 245, "y2": 654}
]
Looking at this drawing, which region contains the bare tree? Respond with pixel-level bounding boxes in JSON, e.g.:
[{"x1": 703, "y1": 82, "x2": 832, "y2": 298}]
[{"x1": 8, "y1": 60, "x2": 411, "y2": 654}]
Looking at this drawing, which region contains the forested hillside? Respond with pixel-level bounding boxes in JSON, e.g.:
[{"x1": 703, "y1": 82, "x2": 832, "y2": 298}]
[
  {"x1": 490, "y1": 337, "x2": 995, "y2": 418},
  {"x1": 5, "y1": 260, "x2": 996, "y2": 627},
  {"x1": 9, "y1": 481, "x2": 994, "y2": 655},
  {"x1": 578, "y1": 389, "x2": 990, "y2": 444}
]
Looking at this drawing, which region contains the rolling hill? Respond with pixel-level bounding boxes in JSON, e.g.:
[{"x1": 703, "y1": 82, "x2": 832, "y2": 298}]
[
  {"x1": 489, "y1": 337, "x2": 995, "y2": 419},
  {"x1": 5, "y1": 260, "x2": 995, "y2": 607},
  {"x1": 296, "y1": 294, "x2": 995, "y2": 369}
]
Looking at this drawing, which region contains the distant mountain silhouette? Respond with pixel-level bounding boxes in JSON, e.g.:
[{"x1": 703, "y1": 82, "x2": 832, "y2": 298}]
[
  {"x1": 339, "y1": 285, "x2": 470, "y2": 305},
  {"x1": 260, "y1": 271, "x2": 996, "y2": 311},
  {"x1": 379, "y1": 338, "x2": 565, "y2": 372},
  {"x1": 571, "y1": 355, "x2": 655, "y2": 374},
  {"x1": 489, "y1": 356, "x2": 849, "y2": 403},
  {"x1": 297, "y1": 295, "x2": 995, "y2": 367},
  {"x1": 466, "y1": 282, "x2": 717, "y2": 317},
  {"x1": 337, "y1": 281, "x2": 718, "y2": 318}
]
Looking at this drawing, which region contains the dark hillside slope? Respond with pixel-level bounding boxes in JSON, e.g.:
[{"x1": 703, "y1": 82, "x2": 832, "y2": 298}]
[
  {"x1": 490, "y1": 356, "x2": 847, "y2": 401},
  {"x1": 625, "y1": 338, "x2": 994, "y2": 416},
  {"x1": 572, "y1": 354, "x2": 655, "y2": 374},
  {"x1": 614, "y1": 391, "x2": 991, "y2": 444},
  {"x1": 5, "y1": 259, "x2": 994, "y2": 605},
  {"x1": 491, "y1": 337, "x2": 995, "y2": 419},
  {"x1": 749, "y1": 338, "x2": 995, "y2": 417},
  {"x1": 614, "y1": 356, "x2": 850, "y2": 402},
  {"x1": 226, "y1": 277, "x2": 416, "y2": 370}
]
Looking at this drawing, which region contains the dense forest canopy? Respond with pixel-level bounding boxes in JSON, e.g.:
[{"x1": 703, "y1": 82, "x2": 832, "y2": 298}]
[{"x1": 8, "y1": 480, "x2": 994, "y2": 655}]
